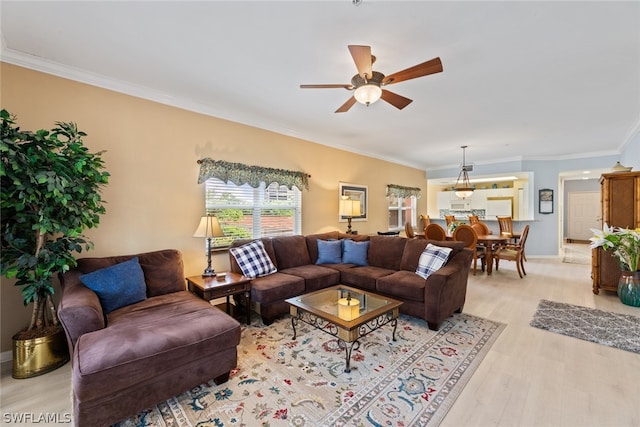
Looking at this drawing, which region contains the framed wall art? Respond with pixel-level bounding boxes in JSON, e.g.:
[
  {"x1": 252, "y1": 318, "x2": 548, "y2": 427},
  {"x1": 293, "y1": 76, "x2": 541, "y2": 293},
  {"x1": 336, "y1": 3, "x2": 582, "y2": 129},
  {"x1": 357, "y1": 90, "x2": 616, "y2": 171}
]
[
  {"x1": 539, "y1": 188, "x2": 553, "y2": 214},
  {"x1": 338, "y1": 183, "x2": 368, "y2": 222}
]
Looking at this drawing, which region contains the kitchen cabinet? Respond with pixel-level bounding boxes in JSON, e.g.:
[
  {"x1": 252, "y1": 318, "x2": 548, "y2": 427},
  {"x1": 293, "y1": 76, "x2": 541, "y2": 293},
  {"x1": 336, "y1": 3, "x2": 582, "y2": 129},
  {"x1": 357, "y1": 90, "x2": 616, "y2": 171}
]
[
  {"x1": 436, "y1": 188, "x2": 514, "y2": 213},
  {"x1": 437, "y1": 192, "x2": 451, "y2": 211}
]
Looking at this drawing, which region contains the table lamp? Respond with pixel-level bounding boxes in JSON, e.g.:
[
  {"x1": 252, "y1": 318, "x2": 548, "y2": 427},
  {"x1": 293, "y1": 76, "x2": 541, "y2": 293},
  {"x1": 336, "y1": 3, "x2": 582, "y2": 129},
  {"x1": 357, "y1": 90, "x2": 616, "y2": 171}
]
[
  {"x1": 193, "y1": 215, "x2": 225, "y2": 277},
  {"x1": 339, "y1": 196, "x2": 361, "y2": 234}
]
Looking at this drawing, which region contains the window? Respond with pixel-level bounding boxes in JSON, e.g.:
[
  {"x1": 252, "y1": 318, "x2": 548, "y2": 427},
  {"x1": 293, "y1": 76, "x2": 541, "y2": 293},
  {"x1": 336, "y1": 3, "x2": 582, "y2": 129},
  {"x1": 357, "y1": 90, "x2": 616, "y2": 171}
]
[
  {"x1": 388, "y1": 193, "x2": 416, "y2": 230},
  {"x1": 205, "y1": 178, "x2": 302, "y2": 248},
  {"x1": 386, "y1": 184, "x2": 421, "y2": 231}
]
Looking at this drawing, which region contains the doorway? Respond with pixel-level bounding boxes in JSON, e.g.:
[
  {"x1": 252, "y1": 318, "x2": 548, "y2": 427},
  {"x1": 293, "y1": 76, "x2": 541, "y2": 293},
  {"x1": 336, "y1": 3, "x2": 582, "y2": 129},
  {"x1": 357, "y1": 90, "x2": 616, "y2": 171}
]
[
  {"x1": 566, "y1": 191, "x2": 600, "y2": 241},
  {"x1": 559, "y1": 174, "x2": 603, "y2": 265},
  {"x1": 561, "y1": 190, "x2": 599, "y2": 264}
]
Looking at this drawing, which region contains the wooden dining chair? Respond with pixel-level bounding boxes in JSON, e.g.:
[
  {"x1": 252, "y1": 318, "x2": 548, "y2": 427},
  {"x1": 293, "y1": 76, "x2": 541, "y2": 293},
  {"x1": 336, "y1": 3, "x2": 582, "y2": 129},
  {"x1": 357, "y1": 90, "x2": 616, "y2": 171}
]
[
  {"x1": 494, "y1": 225, "x2": 529, "y2": 278},
  {"x1": 419, "y1": 214, "x2": 431, "y2": 231},
  {"x1": 496, "y1": 215, "x2": 524, "y2": 259},
  {"x1": 497, "y1": 216, "x2": 521, "y2": 240},
  {"x1": 471, "y1": 221, "x2": 495, "y2": 260},
  {"x1": 471, "y1": 221, "x2": 491, "y2": 236},
  {"x1": 444, "y1": 215, "x2": 455, "y2": 227},
  {"x1": 468, "y1": 215, "x2": 480, "y2": 225},
  {"x1": 497, "y1": 216, "x2": 512, "y2": 235},
  {"x1": 424, "y1": 223, "x2": 447, "y2": 241},
  {"x1": 453, "y1": 224, "x2": 485, "y2": 275},
  {"x1": 404, "y1": 222, "x2": 416, "y2": 238}
]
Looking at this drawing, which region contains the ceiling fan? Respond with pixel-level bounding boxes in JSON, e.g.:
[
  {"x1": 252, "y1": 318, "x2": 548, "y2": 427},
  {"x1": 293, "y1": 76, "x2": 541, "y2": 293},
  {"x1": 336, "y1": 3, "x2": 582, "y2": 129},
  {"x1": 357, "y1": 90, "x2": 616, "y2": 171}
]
[{"x1": 300, "y1": 45, "x2": 443, "y2": 113}]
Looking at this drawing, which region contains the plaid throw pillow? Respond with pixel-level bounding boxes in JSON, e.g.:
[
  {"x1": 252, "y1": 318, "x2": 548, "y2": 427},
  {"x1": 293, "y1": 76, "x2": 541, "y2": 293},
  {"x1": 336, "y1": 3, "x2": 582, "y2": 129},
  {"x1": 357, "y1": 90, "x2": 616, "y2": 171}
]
[
  {"x1": 230, "y1": 240, "x2": 277, "y2": 278},
  {"x1": 415, "y1": 243, "x2": 452, "y2": 279}
]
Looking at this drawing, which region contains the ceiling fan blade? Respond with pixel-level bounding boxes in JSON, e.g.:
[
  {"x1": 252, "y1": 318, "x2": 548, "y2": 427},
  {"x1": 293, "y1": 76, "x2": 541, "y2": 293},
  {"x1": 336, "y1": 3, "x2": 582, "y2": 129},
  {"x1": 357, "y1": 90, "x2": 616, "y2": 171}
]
[
  {"x1": 335, "y1": 96, "x2": 357, "y2": 113},
  {"x1": 348, "y1": 45, "x2": 373, "y2": 79},
  {"x1": 300, "y1": 84, "x2": 352, "y2": 89},
  {"x1": 383, "y1": 57, "x2": 443, "y2": 85},
  {"x1": 381, "y1": 90, "x2": 413, "y2": 110}
]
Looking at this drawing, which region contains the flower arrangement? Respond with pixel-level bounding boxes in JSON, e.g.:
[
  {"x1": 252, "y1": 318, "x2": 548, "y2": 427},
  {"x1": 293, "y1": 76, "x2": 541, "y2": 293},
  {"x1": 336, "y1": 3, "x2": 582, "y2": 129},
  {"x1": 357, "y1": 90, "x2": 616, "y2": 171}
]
[
  {"x1": 447, "y1": 221, "x2": 465, "y2": 235},
  {"x1": 589, "y1": 224, "x2": 640, "y2": 271}
]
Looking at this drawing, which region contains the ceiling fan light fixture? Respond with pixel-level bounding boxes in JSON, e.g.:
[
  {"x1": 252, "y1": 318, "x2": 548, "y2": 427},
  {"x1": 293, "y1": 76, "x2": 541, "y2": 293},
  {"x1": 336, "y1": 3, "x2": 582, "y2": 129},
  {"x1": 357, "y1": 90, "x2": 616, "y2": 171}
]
[
  {"x1": 354, "y1": 84, "x2": 382, "y2": 105},
  {"x1": 454, "y1": 145, "x2": 474, "y2": 199},
  {"x1": 301, "y1": 46, "x2": 443, "y2": 113}
]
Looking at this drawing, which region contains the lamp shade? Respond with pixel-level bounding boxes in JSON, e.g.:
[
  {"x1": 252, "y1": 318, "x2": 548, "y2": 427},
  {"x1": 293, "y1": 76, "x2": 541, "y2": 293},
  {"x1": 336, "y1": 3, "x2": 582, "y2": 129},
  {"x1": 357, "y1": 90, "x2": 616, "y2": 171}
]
[
  {"x1": 193, "y1": 215, "x2": 225, "y2": 238},
  {"x1": 339, "y1": 197, "x2": 362, "y2": 217}
]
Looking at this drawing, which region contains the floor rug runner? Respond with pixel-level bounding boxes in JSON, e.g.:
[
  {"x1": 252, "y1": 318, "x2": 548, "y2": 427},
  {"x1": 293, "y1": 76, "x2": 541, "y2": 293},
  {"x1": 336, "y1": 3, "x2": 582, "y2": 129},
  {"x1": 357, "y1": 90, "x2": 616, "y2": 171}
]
[
  {"x1": 117, "y1": 313, "x2": 504, "y2": 427},
  {"x1": 531, "y1": 299, "x2": 640, "y2": 354}
]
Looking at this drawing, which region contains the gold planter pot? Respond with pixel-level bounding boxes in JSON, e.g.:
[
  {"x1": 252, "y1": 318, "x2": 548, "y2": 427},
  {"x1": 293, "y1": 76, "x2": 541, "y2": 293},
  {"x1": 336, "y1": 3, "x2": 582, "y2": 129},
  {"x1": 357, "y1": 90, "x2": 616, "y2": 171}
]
[{"x1": 12, "y1": 327, "x2": 70, "y2": 379}]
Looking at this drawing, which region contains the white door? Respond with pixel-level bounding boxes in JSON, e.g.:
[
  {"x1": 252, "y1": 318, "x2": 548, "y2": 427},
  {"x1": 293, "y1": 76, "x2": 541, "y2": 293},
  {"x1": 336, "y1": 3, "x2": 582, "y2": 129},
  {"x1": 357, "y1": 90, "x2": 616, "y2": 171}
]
[{"x1": 567, "y1": 191, "x2": 600, "y2": 240}]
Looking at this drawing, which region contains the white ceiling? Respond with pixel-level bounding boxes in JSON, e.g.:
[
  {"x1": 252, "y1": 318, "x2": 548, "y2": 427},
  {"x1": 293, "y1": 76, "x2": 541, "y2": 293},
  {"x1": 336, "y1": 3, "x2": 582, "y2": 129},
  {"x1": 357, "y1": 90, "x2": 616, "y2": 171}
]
[{"x1": 1, "y1": 1, "x2": 639, "y2": 171}]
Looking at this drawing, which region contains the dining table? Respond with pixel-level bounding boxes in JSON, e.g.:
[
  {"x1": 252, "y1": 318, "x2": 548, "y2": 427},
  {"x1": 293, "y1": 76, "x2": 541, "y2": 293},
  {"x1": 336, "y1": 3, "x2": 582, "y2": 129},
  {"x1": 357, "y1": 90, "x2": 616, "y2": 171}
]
[{"x1": 475, "y1": 234, "x2": 509, "y2": 275}]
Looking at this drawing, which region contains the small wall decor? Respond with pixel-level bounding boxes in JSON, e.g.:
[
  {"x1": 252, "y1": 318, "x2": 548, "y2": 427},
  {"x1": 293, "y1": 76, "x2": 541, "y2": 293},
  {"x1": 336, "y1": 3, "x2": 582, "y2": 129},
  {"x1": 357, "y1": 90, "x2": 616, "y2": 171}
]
[
  {"x1": 539, "y1": 189, "x2": 553, "y2": 214},
  {"x1": 339, "y1": 183, "x2": 368, "y2": 222}
]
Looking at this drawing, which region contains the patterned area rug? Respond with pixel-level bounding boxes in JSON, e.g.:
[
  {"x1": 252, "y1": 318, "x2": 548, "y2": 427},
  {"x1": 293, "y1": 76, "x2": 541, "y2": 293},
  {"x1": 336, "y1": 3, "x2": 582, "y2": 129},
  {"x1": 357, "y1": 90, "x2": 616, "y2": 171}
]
[
  {"x1": 117, "y1": 313, "x2": 504, "y2": 427},
  {"x1": 530, "y1": 299, "x2": 640, "y2": 354}
]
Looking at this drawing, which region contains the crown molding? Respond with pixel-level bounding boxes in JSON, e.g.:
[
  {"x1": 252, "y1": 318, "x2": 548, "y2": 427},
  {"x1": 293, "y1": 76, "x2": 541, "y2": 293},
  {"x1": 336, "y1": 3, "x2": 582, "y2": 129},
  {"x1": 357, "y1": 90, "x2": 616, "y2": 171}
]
[
  {"x1": 1, "y1": 48, "x2": 428, "y2": 170},
  {"x1": 621, "y1": 118, "x2": 640, "y2": 150},
  {"x1": 0, "y1": 48, "x2": 630, "y2": 173},
  {"x1": 1, "y1": 48, "x2": 224, "y2": 117},
  {"x1": 0, "y1": 47, "x2": 432, "y2": 170}
]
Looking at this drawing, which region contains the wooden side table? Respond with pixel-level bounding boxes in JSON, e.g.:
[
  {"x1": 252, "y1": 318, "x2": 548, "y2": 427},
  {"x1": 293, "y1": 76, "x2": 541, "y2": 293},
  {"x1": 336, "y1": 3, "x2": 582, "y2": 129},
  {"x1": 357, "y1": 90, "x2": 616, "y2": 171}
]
[{"x1": 186, "y1": 272, "x2": 252, "y2": 324}]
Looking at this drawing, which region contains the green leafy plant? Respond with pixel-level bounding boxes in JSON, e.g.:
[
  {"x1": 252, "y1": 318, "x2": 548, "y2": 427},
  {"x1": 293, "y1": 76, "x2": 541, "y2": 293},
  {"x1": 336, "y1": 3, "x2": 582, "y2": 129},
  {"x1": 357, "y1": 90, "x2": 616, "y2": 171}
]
[
  {"x1": 590, "y1": 223, "x2": 640, "y2": 272},
  {"x1": 0, "y1": 109, "x2": 109, "y2": 338}
]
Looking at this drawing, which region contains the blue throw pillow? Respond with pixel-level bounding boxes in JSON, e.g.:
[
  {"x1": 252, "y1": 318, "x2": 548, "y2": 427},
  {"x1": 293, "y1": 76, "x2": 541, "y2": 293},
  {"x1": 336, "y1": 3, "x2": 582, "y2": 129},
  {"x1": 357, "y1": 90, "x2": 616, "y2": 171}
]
[
  {"x1": 80, "y1": 257, "x2": 147, "y2": 314},
  {"x1": 416, "y1": 244, "x2": 452, "y2": 279},
  {"x1": 342, "y1": 239, "x2": 369, "y2": 266},
  {"x1": 316, "y1": 239, "x2": 342, "y2": 264},
  {"x1": 229, "y1": 240, "x2": 277, "y2": 278}
]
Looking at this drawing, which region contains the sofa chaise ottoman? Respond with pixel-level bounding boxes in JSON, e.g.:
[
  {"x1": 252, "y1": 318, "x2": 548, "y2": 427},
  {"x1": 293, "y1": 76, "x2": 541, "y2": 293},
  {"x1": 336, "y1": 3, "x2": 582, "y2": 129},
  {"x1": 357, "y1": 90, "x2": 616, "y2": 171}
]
[{"x1": 58, "y1": 249, "x2": 241, "y2": 426}]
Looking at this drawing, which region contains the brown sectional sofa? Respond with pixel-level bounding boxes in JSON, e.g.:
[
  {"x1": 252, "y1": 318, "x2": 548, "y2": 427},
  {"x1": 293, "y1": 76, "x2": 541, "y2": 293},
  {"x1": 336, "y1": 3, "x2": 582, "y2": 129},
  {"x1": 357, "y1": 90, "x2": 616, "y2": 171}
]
[
  {"x1": 230, "y1": 232, "x2": 473, "y2": 330},
  {"x1": 58, "y1": 249, "x2": 241, "y2": 427}
]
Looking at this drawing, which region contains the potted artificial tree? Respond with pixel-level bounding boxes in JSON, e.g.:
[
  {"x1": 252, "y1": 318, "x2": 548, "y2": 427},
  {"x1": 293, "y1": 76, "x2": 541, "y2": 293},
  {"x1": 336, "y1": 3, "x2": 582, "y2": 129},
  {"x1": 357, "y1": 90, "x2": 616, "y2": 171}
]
[{"x1": 0, "y1": 109, "x2": 109, "y2": 378}]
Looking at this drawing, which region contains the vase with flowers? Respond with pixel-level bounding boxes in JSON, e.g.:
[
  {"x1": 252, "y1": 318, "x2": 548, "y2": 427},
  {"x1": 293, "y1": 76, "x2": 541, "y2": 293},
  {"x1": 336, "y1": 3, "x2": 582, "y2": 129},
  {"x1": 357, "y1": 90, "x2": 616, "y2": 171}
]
[
  {"x1": 448, "y1": 221, "x2": 464, "y2": 236},
  {"x1": 590, "y1": 224, "x2": 640, "y2": 307}
]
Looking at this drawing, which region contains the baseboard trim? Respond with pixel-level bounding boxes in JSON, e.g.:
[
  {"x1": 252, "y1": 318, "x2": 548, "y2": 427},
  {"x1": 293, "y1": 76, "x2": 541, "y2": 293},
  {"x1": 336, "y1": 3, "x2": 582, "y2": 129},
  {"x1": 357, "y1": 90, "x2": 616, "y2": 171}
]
[
  {"x1": 527, "y1": 255, "x2": 561, "y2": 260},
  {"x1": 565, "y1": 239, "x2": 590, "y2": 244},
  {"x1": 1, "y1": 350, "x2": 12, "y2": 364}
]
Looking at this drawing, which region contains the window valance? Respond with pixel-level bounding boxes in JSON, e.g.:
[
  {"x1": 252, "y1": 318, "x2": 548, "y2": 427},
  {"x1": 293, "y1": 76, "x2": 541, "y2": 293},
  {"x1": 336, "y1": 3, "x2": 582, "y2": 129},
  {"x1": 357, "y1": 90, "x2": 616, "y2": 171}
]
[
  {"x1": 197, "y1": 158, "x2": 310, "y2": 190},
  {"x1": 386, "y1": 184, "x2": 421, "y2": 198}
]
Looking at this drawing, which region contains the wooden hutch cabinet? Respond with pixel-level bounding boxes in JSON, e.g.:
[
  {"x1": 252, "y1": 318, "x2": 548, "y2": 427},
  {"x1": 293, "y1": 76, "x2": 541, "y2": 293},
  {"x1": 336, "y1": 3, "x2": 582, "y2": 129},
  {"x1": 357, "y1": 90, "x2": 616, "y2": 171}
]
[{"x1": 592, "y1": 171, "x2": 640, "y2": 294}]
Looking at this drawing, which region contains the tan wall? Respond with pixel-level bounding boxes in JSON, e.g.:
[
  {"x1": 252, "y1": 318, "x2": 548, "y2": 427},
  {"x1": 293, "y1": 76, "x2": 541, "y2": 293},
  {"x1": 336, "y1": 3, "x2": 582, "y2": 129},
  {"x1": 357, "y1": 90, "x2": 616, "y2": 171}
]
[{"x1": 0, "y1": 63, "x2": 428, "y2": 353}]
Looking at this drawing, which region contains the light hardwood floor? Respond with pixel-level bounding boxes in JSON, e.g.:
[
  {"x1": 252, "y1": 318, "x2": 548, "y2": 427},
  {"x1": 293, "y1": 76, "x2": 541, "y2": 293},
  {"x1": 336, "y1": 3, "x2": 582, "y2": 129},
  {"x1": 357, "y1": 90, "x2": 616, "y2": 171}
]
[{"x1": 1, "y1": 256, "x2": 639, "y2": 426}]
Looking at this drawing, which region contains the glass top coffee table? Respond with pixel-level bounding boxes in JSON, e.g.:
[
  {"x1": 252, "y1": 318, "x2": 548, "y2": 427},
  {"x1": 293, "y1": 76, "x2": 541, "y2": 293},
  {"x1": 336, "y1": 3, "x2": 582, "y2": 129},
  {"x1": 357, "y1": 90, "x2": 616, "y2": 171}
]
[{"x1": 286, "y1": 285, "x2": 402, "y2": 373}]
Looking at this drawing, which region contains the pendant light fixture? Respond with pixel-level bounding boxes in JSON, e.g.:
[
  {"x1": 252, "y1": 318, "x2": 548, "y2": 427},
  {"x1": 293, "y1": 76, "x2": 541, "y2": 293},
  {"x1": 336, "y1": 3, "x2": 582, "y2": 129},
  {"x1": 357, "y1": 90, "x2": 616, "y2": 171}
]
[{"x1": 454, "y1": 145, "x2": 474, "y2": 199}]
